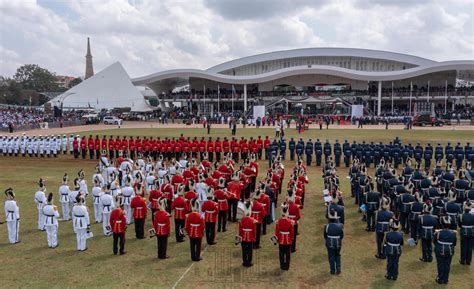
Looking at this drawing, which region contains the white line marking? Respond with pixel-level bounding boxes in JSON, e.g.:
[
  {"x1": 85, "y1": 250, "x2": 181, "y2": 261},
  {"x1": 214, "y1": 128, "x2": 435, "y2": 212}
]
[{"x1": 171, "y1": 245, "x2": 208, "y2": 289}]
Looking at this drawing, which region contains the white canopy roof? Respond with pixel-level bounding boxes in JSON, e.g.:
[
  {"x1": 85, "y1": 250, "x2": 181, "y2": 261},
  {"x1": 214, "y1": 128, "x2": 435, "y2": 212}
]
[{"x1": 48, "y1": 62, "x2": 152, "y2": 112}]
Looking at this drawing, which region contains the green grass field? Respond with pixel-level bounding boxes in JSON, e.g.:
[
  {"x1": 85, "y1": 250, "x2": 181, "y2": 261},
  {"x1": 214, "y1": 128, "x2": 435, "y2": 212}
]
[{"x1": 0, "y1": 128, "x2": 472, "y2": 289}]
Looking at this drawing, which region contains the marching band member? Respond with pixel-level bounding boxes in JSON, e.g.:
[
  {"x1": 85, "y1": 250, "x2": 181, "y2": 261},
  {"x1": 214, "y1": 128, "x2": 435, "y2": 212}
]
[
  {"x1": 92, "y1": 165, "x2": 105, "y2": 188},
  {"x1": 4, "y1": 188, "x2": 20, "y2": 244},
  {"x1": 251, "y1": 190, "x2": 266, "y2": 249},
  {"x1": 185, "y1": 198, "x2": 205, "y2": 261},
  {"x1": 72, "y1": 193, "x2": 90, "y2": 251},
  {"x1": 42, "y1": 193, "x2": 59, "y2": 248},
  {"x1": 202, "y1": 187, "x2": 218, "y2": 245},
  {"x1": 153, "y1": 197, "x2": 171, "y2": 259},
  {"x1": 238, "y1": 201, "x2": 257, "y2": 267},
  {"x1": 227, "y1": 172, "x2": 244, "y2": 222},
  {"x1": 274, "y1": 202, "x2": 294, "y2": 270},
  {"x1": 214, "y1": 178, "x2": 229, "y2": 232},
  {"x1": 110, "y1": 195, "x2": 127, "y2": 255},
  {"x1": 59, "y1": 173, "x2": 71, "y2": 221},
  {"x1": 99, "y1": 184, "x2": 115, "y2": 236},
  {"x1": 384, "y1": 218, "x2": 404, "y2": 281},
  {"x1": 287, "y1": 189, "x2": 301, "y2": 253},
  {"x1": 171, "y1": 184, "x2": 187, "y2": 242},
  {"x1": 121, "y1": 177, "x2": 135, "y2": 224},
  {"x1": 91, "y1": 177, "x2": 103, "y2": 223},
  {"x1": 34, "y1": 179, "x2": 47, "y2": 231},
  {"x1": 434, "y1": 216, "x2": 457, "y2": 284},
  {"x1": 130, "y1": 187, "x2": 147, "y2": 239}
]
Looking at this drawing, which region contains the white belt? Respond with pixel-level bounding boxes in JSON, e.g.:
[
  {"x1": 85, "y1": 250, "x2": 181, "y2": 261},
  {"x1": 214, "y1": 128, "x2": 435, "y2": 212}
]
[
  {"x1": 387, "y1": 242, "x2": 400, "y2": 247},
  {"x1": 462, "y1": 225, "x2": 473, "y2": 228},
  {"x1": 205, "y1": 210, "x2": 215, "y2": 214},
  {"x1": 447, "y1": 212, "x2": 457, "y2": 216},
  {"x1": 289, "y1": 215, "x2": 296, "y2": 218},
  {"x1": 175, "y1": 208, "x2": 184, "y2": 210},
  {"x1": 242, "y1": 228, "x2": 253, "y2": 232},
  {"x1": 218, "y1": 199, "x2": 227, "y2": 202},
  {"x1": 437, "y1": 241, "x2": 453, "y2": 245},
  {"x1": 252, "y1": 211, "x2": 260, "y2": 214},
  {"x1": 116, "y1": 220, "x2": 122, "y2": 223},
  {"x1": 328, "y1": 236, "x2": 340, "y2": 239},
  {"x1": 190, "y1": 224, "x2": 200, "y2": 227},
  {"x1": 280, "y1": 231, "x2": 290, "y2": 235},
  {"x1": 378, "y1": 221, "x2": 389, "y2": 224},
  {"x1": 157, "y1": 223, "x2": 166, "y2": 226}
]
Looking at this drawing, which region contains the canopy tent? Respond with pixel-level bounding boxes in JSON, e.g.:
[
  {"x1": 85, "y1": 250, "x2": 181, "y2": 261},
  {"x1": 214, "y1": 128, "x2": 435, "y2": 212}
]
[{"x1": 47, "y1": 62, "x2": 153, "y2": 112}]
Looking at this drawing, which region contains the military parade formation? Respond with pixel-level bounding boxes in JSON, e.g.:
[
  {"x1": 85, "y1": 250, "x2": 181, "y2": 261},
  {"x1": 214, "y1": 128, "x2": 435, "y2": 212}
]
[{"x1": 2, "y1": 132, "x2": 473, "y2": 283}]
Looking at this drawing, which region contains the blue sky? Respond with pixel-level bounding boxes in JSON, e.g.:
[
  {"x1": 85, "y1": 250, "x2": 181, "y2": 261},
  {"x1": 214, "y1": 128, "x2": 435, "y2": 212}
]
[{"x1": 0, "y1": 0, "x2": 472, "y2": 78}]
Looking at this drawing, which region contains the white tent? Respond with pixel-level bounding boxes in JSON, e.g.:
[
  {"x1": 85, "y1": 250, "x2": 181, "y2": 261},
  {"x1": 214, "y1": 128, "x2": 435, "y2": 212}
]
[{"x1": 48, "y1": 62, "x2": 152, "y2": 112}]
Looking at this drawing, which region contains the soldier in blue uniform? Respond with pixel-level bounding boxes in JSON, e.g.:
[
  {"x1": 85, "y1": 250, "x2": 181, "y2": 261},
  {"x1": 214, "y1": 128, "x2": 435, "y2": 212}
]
[
  {"x1": 323, "y1": 140, "x2": 332, "y2": 164},
  {"x1": 289, "y1": 138, "x2": 296, "y2": 161},
  {"x1": 334, "y1": 140, "x2": 342, "y2": 167},
  {"x1": 465, "y1": 142, "x2": 474, "y2": 162},
  {"x1": 414, "y1": 143, "x2": 423, "y2": 164},
  {"x1": 305, "y1": 139, "x2": 313, "y2": 166},
  {"x1": 326, "y1": 193, "x2": 345, "y2": 225},
  {"x1": 458, "y1": 201, "x2": 473, "y2": 265},
  {"x1": 343, "y1": 140, "x2": 351, "y2": 167},
  {"x1": 434, "y1": 143, "x2": 444, "y2": 163},
  {"x1": 279, "y1": 138, "x2": 287, "y2": 160},
  {"x1": 375, "y1": 197, "x2": 393, "y2": 259},
  {"x1": 445, "y1": 142, "x2": 454, "y2": 165},
  {"x1": 434, "y1": 216, "x2": 457, "y2": 284},
  {"x1": 418, "y1": 202, "x2": 438, "y2": 262},
  {"x1": 398, "y1": 187, "x2": 415, "y2": 233},
  {"x1": 401, "y1": 145, "x2": 410, "y2": 165},
  {"x1": 408, "y1": 192, "x2": 423, "y2": 242},
  {"x1": 296, "y1": 138, "x2": 304, "y2": 161},
  {"x1": 384, "y1": 218, "x2": 404, "y2": 280},
  {"x1": 365, "y1": 183, "x2": 380, "y2": 231},
  {"x1": 444, "y1": 190, "x2": 461, "y2": 230},
  {"x1": 454, "y1": 142, "x2": 464, "y2": 170},
  {"x1": 374, "y1": 143, "x2": 382, "y2": 166},
  {"x1": 423, "y1": 143, "x2": 433, "y2": 171},
  {"x1": 315, "y1": 139, "x2": 322, "y2": 166},
  {"x1": 324, "y1": 208, "x2": 344, "y2": 275},
  {"x1": 392, "y1": 145, "x2": 401, "y2": 169},
  {"x1": 364, "y1": 144, "x2": 373, "y2": 168},
  {"x1": 441, "y1": 167, "x2": 455, "y2": 192},
  {"x1": 454, "y1": 171, "x2": 470, "y2": 203}
]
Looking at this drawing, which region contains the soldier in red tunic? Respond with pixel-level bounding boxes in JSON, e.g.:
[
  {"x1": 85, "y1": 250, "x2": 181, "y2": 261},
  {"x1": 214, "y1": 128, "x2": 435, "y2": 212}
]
[
  {"x1": 153, "y1": 197, "x2": 171, "y2": 259},
  {"x1": 238, "y1": 201, "x2": 257, "y2": 267},
  {"x1": 227, "y1": 172, "x2": 244, "y2": 222},
  {"x1": 214, "y1": 178, "x2": 229, "y2": 232},
  {"x1": 257, "y1": 184, "x2": 271, "y2": 235},
  {"x1": 274, "y1": 202, "x2": 295, "y2": 270},
  {"x1": 130, "y1": 188, "x2": 147, "y2": 239},
  {"x1": 94, "y1": 135, "x2": 101, "y2": 159},
  {"x1": 286, "y1": 189, "x2": 301, "y2": 253},
  {"x1": 202, "y1": 187, "x2": 218, "y2": 245},
  {"x1": 251, "y1": 191, "x2": 266, "y2": 249},
  {"x1": 215, "y1": 137, "x2": 222, "y2": 162},
  {"x1": 172, "y1": 185, "x2": 188, "y2": 242},
  {"x1": 110, "y1": 196, "x2": 127, "y2": 255},
  {"x1": 256, "y1": 136, "x2": 263, "y2": 160},
  {"x1": 80, "y1": 136, "x2": 87, "y2": 159},
  {"x1": 185, "y1": 198, "x2": 205, "y2": 261},
  {"x1": 207, "y1": 137, "x2": 214, "y2": 162},
  {"x1": 148, "y1": 180, "x2": 162, "y2": 222},
  {"x1": 87, "y1": 135, "x2": 95, "y2": 159}
]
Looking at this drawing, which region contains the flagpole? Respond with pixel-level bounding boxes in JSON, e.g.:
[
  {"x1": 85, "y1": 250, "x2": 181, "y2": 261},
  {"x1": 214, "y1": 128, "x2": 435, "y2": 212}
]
[
  {"x1": 232, "y1": 84, "x2": 234, "y2": 114},
  {"x1": 391, "y1": 81, "x2": 394, "y2": 115},
  {"x1": 217, "y1": 83, "x2": 220, "y2": 114},
  {"x1": 409, "y1": 81, "x2": 413, "y2": 116},
  {"x1": 444, "y1": 80, "x2": 447, "y2": 114}
]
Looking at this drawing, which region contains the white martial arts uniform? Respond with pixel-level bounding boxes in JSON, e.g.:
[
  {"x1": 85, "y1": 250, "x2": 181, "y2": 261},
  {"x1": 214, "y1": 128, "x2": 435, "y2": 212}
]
[
  {"x1": 79, "y1": 179, "x2": 89, "y2": 198},
  {"x1": 59, "y1": 184, "x2": 71, "y2": 220},
  {"x1": 34, "y1": 190, "x2": 47, "y2": 230},
  {"x1": 145, "y1": 175, "x2": 156, "y2": 194},
  {"x1": 121, "y1": 185, "x2": 135, "y2": 224},
  {"x1": 42, "y1": 204, "x2": 59, "y2": 247},
  {"x1": 72, "y1": 204, "x2": 90, "y2": 251},
  {"x1": 91, "y1": 186, "x2": 103, "y2": 223},
  {"x1": 4, "y1": 199, "x2": 20, "y2": 244},
  {"x1": 99, "y1": 193, "x2": 115, "y2": 236}
]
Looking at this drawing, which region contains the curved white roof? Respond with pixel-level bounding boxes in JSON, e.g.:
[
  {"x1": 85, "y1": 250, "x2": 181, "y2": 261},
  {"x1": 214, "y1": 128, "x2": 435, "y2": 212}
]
[
  {"x1": 205, "y1": 47, "x2": 437, "y2": 73},
  {"x1": 132, "y1": 60, "x2": 474, "y2": 86}
]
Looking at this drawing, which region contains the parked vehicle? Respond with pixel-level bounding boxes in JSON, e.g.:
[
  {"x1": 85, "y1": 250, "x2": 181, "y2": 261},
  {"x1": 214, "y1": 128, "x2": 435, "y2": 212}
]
[
  {"x1": 102, "y1": 116, "x2": 122, "y2": 125},
  {"x1": 413, "y1": 114, "x2": 446, "y2": 126}
]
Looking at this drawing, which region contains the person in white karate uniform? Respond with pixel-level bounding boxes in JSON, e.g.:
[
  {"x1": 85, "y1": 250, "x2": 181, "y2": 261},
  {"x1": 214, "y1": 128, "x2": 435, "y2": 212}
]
[
  {"x1": 145, "y1": 170, "x2": 156, "y2": 195},
  {"x1": 92, "y1": 166, "x2": 105, "y2": 188},
  {"x1": 34, "y1": 179, "x2": 47, "y2": 231},
  {"x1": 68, "y1": 134, "x2": 74, "y2": 155},
  {"x1": 99, "y1": 184, "x2": 115, "y2": 236},
  {"x1": 42, "y1": 193, "x2": 59, "y2": 248},
  {"x1": 68, "y1": 178, "x2": 80, "y2": 209},
  {"x1": 91, "y1": 177, "x2": 103, "y2": 223},
  {"x1": 59, "y1": 173, "x2": 71, "y2": 221},
  {"x1": 4, "y1": 188, "x2": 20, "y2": 244},
  {"x1": 77, "y1": 170, "x2": 89, "y2": 201},
  {"x1": 121, "y1": 177, "x2": 135, "y2": 224},
  {"x1": 62, "y1": 134, "x2": 68, "y2": 154},
  {"x1": 72, "y1": 193, "x2": 90, "y2": 251}
]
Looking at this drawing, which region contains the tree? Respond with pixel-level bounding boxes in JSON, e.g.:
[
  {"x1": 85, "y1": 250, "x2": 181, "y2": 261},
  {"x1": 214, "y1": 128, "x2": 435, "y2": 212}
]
[
  {"x1": 13, "y1": 64, "x2": 60, "y2": 92},
  {"x1": 68, "y1": 77, "x2": 82, "y2": 88}
]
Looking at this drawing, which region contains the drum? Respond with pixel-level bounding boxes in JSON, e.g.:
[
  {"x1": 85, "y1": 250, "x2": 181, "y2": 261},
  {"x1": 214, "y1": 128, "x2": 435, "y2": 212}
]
[{"x1": 236, "y1": 201, "x2": 245, "y2": 220}]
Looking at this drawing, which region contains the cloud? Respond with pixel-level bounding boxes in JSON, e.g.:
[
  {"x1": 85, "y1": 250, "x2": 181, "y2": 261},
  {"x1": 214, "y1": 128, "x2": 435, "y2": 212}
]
[{"x1": 0, "y1": 0, "x2": 472, "y2": 79}]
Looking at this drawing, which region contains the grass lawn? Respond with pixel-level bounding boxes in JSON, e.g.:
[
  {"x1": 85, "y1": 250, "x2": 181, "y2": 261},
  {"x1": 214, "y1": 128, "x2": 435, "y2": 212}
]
[{"x1": 0, "y1": 128, "x2": 472, "y2": 289}]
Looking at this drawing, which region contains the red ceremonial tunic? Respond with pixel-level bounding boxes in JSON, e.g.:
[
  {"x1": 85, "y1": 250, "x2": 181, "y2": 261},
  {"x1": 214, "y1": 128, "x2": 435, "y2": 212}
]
[
  {"x1": 185, "y1": 212, "x2": 204, "y2": 238},
  {"x1": 251, "y1": 201, "x2": 265, "y2": 224},
  {"x1": 148, "y1": 189, "x2": 162, "y2": 210},
  {"x1": 239, "y1": 216, "x2": 257, "y2": 242},
  {"x1": 130, "y1": 196, "x2": 148, "y2": 219},
  {"x1": 110, "y1": 208, "x2": 126, "y2": 233},
  {"x1": 227, "y1": 181, "x2": 244, "y2": 200},
  {"x1": 172, "y1": 196, "x2": 188, "y2": 220},
  {"x1": 153, "y1": 210, "x2": 170, "y2": 236},
  {"x1": 214, "y1": 189, "x2": 229, "y2": 211},
  {"x1": 275, "y1": 218, "x2": 294, "y2": 245},
  {"x1": 202, "y1": 200, "x2": 218, "y2": 223}
]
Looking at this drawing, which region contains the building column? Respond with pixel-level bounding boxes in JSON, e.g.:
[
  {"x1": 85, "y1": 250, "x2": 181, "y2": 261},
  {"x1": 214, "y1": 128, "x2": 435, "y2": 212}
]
[
  {"x1": 377, "y1": 81, "x2": 382, "y2": 116},
  {"x1": 244, "y1": 84, "x2": 247, "y2": 112}
]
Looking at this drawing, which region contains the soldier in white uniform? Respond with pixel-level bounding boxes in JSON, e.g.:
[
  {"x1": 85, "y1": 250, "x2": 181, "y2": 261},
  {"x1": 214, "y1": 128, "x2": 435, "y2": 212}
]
[
  {"x1": 4, "y1": 188, "x2": 20, "y2": 244},
  {"x1": 34, "y1": 179, "x2": 47, "y2": 231},
  {"x1": 45, "y1": 136, "x2": 51, "y2": 157},
  {"x1": 20, "y1": 135, "x2": 27, "y2": 157},
  {"x1": 91, "y1": 177, "x2": 103, "y2": 223},
  {"x1": 0, "y1": 136, "x2": 4, "y2": 155},
  {"x1": 13, "y1": 136, "x2": 19, "y2": 156},
  {"x1": 121, "y1": 177, "x2": 135, "y2": 224},
  {"x1": 38, "y1": 136, "x2": 44, "y2": 157},
  {"x1": 56, "y1": 135, "x2": 62, "y2": 156},
  {"x1": 72, "y1": 193, "x2": 90, "y2": 251},
  {"x1": 7, "y1": 136, "x2": 13, "y2": 156},
  {"x1": 42, "y1": 193, "x2": 59, "y2": 248},
  {"x1": 51, "y1": 136, "x2": 58, "y2": 157},
  {"x1": 69, "y1": 134, "x2": 74, "y2": 155},
  {"x1": 99, "y1": 184, "x2": 115, "y2": 236},
  {"x1": 59, "y1": 174, "x2": 71, "y2": 221},
  {"x1": 78, "y1": 170, "x2": 89, "y2": 200},
  {"x1": 62, "y1": 134, "x2": 68, "y2": 154},
  {"x1": 33, "y1": 136, "x2": 39, "y2": 157},
  {"x1": 27, "y1": 138, "x2": 34, "y2": 157}
]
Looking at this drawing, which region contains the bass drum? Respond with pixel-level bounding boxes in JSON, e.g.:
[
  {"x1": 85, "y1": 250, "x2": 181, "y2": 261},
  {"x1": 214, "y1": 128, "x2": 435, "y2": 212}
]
[{"x1": 236, "y1": 201, "x2": 246, "y2": 220}]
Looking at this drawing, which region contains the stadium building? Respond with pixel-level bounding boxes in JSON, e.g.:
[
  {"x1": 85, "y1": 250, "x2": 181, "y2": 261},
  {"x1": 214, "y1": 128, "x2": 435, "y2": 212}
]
[{"x1": 51, "y1": 47, "x2": 474, "y2": 116}]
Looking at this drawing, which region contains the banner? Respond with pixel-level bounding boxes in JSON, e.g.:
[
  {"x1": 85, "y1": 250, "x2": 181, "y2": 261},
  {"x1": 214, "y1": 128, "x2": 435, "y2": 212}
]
[
  {"x1": 253, "y1": 105, "x2": 265, "y2": 121},
  {"x1": 351, "y1": 105, "x2": 364, "y2": 118}
]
